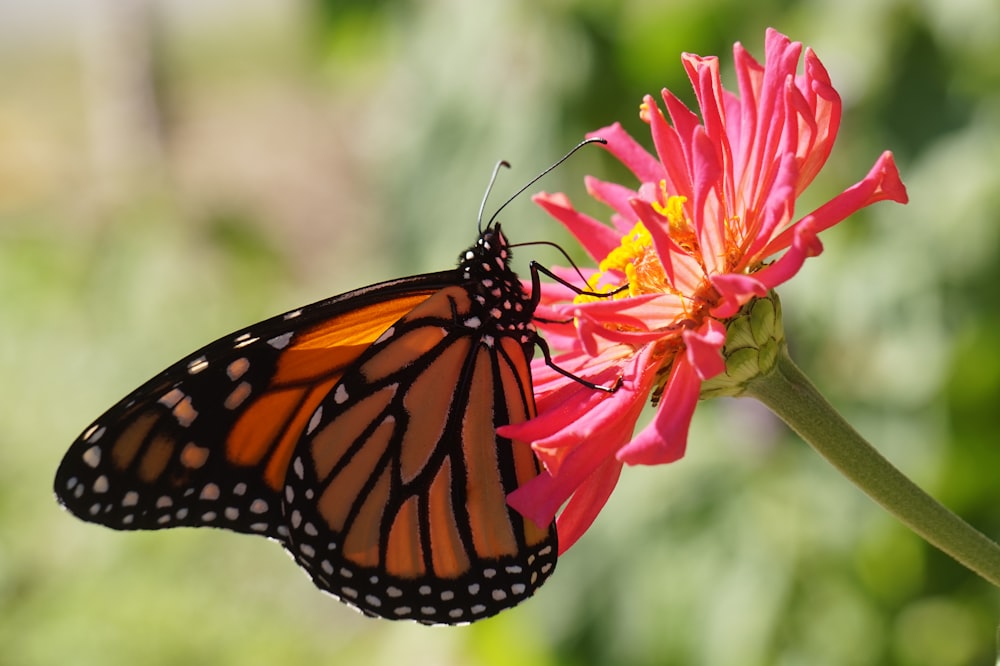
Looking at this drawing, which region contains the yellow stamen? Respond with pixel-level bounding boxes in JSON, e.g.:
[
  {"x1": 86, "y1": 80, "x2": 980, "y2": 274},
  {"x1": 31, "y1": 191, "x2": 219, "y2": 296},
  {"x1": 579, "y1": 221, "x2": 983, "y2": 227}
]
[{"x1": 574, "y1": 219, "x2": 670, "y2": 305}]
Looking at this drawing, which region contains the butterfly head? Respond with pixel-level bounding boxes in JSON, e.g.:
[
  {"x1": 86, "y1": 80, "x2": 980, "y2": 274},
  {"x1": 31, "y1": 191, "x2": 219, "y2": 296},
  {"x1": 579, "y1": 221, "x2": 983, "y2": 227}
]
[{"x1": 457, "y1": 224, "x2": 536, "y2": 341}]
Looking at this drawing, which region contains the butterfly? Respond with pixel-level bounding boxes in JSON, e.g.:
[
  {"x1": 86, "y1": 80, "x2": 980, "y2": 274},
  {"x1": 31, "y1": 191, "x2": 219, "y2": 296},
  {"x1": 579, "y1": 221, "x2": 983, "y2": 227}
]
[{"x1": 53, "y1": 216, "x2": 568, "y2": 625}]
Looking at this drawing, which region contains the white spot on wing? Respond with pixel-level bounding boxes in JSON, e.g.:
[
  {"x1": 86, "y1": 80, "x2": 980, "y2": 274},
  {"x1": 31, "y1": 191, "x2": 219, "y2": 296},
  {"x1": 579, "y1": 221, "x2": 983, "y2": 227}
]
[
  {"x1": 83, "y1": 424, "x2": 106, "y2": 443},
  {"x1": 227, "y1": 357, "x2": 250, "y2": 381},
  {"x1": 306, "y1": 407, "x2": 322, "y2": 435},
  {"x1": 92, "y1": 475, "x2": 109, "y2": 493},
  {"x1": 172, "y1": 396, "x2": 198, "y2": 427},
  {"x1": 224, "y1": 382, "x2": 252, "y2": 410},
  {"x1": 187, "y1": 356, "x2": 209, "y2": 374},
  {"x1": 267, "y1": 332, "x2": 293, "y2": 349},
  {"x1": 234, "y1": 335, "x2": 259, "y2": 349},
  {"x1": 200, "y1": 483, "x2": 220, "y2": 500},
  {"x1": 158, "y1": 388, "x2": 184, "y2": 409},
  {"x1": 333, "y1": 385, "x2": 348, "y2": 405},
  {"x1": 82, "y1": 445, "x2": 102, "y2": 468}
]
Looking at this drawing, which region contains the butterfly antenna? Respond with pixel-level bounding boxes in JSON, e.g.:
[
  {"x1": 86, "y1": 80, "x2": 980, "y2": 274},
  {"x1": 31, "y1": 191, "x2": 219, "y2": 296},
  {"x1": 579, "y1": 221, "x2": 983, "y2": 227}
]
[
  {"x1": 486, "y1": 137, "x2": 607, "y2": 229},
  {"x1": 478, "y1": 160, "x2": 512, "y2": 234}
]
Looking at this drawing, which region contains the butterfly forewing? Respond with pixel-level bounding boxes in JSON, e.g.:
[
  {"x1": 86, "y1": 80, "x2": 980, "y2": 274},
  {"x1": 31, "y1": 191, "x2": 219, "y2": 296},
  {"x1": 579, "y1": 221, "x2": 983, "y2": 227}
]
[{"x1": 54, "y1": 279, "x2": 445, "y2": 541}]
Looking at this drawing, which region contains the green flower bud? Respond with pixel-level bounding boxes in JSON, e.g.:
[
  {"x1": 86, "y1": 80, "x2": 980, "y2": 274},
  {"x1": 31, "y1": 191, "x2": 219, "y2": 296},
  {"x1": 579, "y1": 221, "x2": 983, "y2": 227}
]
[{"x1": 700, "y1": 291, "x2": 785, "y2": 399}]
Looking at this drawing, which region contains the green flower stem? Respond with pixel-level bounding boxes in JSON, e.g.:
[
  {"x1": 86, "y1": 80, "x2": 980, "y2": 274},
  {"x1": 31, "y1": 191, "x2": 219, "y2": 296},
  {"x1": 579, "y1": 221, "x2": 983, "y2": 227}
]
[{"x1": 745, "y1": 347, "x2": 1000, "y2": 588}]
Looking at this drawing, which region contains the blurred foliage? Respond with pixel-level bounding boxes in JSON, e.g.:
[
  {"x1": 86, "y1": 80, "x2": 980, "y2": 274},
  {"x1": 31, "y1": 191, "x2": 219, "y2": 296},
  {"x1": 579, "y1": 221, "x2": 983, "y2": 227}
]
[{"x1": 2, "y1": 0, "x2": 1000, "y2": 664}]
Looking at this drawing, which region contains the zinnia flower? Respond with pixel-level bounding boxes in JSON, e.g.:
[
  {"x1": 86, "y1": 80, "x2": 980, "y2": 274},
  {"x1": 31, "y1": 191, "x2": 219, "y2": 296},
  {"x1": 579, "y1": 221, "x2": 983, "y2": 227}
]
[{"x1": 503, "y1": 28, "x2": 909, "y2": 553}]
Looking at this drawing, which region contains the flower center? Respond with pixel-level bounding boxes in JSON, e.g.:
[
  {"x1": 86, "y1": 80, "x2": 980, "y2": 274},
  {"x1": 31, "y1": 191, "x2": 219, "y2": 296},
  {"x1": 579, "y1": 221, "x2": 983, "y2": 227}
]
[
  {"x1": 574, "y1": 194, "x2": 692, "y2": 306},
  {"x1": 573, "y1": 221, "x2": 658, "y2": 304}
]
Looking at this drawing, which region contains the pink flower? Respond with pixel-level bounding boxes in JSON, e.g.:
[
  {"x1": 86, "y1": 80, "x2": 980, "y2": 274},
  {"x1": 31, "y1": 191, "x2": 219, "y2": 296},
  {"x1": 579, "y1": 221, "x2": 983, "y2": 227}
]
[{"x1": 503, "y1": 28, "x2": 909, "y2": 553}]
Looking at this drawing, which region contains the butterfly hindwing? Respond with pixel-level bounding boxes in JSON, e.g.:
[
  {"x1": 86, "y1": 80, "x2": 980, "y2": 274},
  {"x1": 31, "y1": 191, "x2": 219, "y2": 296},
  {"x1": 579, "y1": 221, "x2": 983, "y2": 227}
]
[{"x1": 282, "y1": 283, "x2": 557, "y2": 624}]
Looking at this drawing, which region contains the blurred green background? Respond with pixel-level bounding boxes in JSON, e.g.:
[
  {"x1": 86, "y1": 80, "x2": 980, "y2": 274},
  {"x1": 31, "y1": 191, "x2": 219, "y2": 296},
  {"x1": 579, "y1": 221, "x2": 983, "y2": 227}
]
[{"x1": 3, "y1": 0, "x2": 999, "y2": 664}]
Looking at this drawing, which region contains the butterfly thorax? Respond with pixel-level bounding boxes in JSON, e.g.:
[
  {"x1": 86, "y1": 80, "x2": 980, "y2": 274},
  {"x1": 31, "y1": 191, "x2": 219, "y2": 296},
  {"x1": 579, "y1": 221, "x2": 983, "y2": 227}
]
[{"x1": 457, "y1": 225, "x2": 536, "y2": 346}]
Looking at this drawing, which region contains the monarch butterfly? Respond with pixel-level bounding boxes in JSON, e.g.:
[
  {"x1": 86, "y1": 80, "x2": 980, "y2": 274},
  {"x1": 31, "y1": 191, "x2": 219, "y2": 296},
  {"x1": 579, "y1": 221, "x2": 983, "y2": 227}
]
[{"x1": 54, "y1": 144, "x2": 608, "y2": 625}]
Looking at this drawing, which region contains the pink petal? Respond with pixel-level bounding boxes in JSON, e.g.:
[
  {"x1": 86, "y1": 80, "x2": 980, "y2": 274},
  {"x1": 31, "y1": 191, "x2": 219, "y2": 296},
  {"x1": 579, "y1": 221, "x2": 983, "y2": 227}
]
[
  {"x1": 683, "y1": 318, "x2": 727, "y2": 380},
  {"x1": 532, "y1": 192, "x2": 621, "y2": 262},
  {"x1": 749, "y1": 217, "x2": 824, "y2": 290},
  {"x1": 553, "y1": 457, "x2": 623, "y2": 553},
  {"x1": 616, "y1": 356, "x2": 701, "y2": 465},
  {"x1": 642, "y1": 94, "x2": 692, "y2": 197},
  {"x1": 795, "y1": 47, "x2": 841, "y2": 191},
  {"x1": 689, "y1": 126, "x2": 728, "y2": 275},
  {"x1": 743, "y1": 150, "x2": 797, "y2": 261},
  {"x1": 709, "y1": 272, "x2": 769, "y2": 318},
  {"x1": 506, "y1": 470, "x2": 563, "y2": 531},
  {"x1": 587, "y1": 123, "x2": 663, "y2": 184},
  {"x1": 585, "y1": 176, "x2": 641, "y2": 222},
  {"x1": 507, "y1": 372, "x2": 650, "y2": 524},
  {"x1": 761, "y1": 151, "x2": 907, "y2": 257}
]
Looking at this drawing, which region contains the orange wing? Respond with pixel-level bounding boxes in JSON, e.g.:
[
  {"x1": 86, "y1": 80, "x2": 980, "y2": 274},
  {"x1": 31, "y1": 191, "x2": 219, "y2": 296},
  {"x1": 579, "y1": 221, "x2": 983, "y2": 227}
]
[
  {"x1": 54, "y1": 276, "x2": 446, "y2": 541},
  {"x1": 283, "y1": 283, "x2": 557, "y2": 624}
]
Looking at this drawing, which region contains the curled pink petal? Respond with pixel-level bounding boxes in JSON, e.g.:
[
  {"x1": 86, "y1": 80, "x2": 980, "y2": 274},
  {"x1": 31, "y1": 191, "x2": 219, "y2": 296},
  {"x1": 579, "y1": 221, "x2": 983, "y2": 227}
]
[
  {"x1": 710, "y1": 273, "x2": 769, "y2": 318},
  {"x1": 684, "y1": 318, "x2": 727, "y2": 380},
  {"x1": 617, "y1": 357, "x2": 701, "y2": 465},
  {"x1": 552, "y1": 458, "x2": 623, "y2": 554},
  {"x1": 532, "y1": 192, "x2": 621, "y2": 262},
  {"x1": 587, "y1": 123, "x2": 663, "y2": 183}
]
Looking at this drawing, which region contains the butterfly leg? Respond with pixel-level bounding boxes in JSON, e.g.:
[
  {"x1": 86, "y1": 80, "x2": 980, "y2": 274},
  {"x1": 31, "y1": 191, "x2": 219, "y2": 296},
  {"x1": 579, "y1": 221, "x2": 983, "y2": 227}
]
[{"x1": 527, "y1": 261, "x2": 622, "y2": 393}]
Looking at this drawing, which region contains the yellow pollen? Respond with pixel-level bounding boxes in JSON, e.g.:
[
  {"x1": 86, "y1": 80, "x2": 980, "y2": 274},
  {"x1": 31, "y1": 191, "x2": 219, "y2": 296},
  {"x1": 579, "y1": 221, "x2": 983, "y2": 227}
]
[
  {"x1": 639, "y1": 100, "x2": 652, "y2": 123},
  {"x1": 651, "y1": 189, "x2": 688, "y2": 232},
  {"x1": 574, "y1": 221, "x2": 667, "y2": 304}
]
